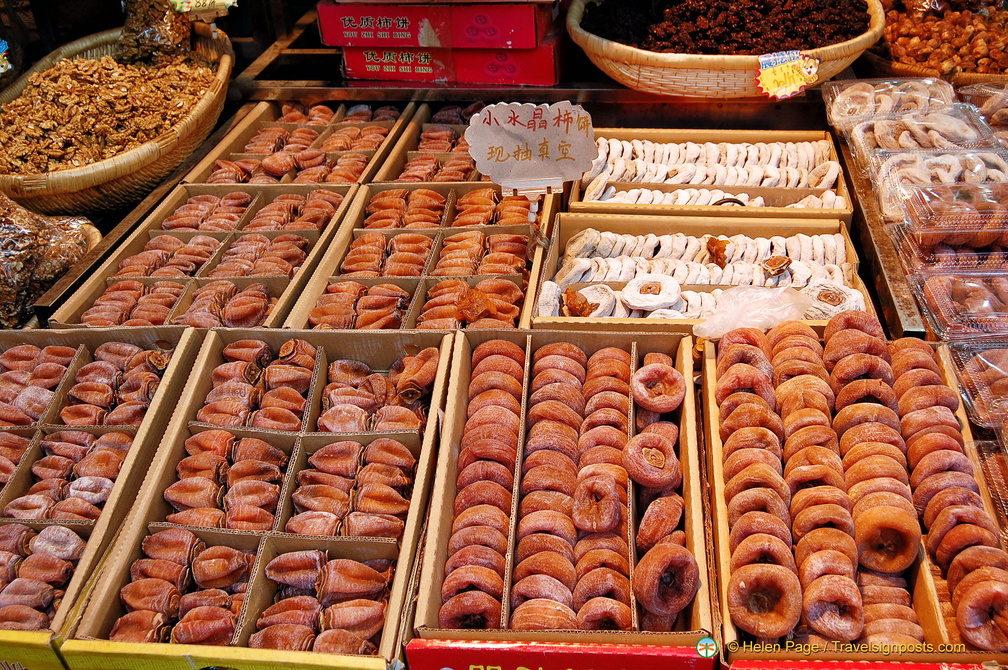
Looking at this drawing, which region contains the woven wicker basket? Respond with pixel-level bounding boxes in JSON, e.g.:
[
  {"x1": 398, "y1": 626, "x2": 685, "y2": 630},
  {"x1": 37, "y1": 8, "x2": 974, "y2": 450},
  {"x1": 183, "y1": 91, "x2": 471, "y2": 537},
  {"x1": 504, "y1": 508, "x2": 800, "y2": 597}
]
[
  {"x1": 860, "y1": 49, "x2": 1008, "y2": 86},
  {"x1": 0, "y1": 23, "x2": 233, "y2": 214},
  {"x1": 567, "y1": 0, "x2": 885, "y2": 98}
]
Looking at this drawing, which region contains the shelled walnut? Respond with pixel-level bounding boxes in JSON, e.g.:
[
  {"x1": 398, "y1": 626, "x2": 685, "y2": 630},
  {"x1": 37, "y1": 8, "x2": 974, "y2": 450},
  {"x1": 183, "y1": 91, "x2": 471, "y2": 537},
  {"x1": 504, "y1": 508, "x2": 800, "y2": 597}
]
[{"x1": 0, "y1": 55, "x2": 214, "y2": 176}]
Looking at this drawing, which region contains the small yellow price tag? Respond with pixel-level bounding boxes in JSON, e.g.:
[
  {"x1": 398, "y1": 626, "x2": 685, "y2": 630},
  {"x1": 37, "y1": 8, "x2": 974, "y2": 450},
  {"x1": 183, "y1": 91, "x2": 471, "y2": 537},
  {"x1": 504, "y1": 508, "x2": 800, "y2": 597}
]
[
  {"x1": 756, "y1": 50, "x2": 819, "y2": 100},
  {"x1": 168, "y1": 0, "x2": 235, "y2": 13}
]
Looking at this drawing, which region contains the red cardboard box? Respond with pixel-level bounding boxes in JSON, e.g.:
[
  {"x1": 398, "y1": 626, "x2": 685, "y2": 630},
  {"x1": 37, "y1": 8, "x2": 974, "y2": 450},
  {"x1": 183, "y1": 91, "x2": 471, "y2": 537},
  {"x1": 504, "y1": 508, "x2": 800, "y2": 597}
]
[
  {"x1": 341, "y1": 34, "x2": 561, "y2": 85},
  {"x1": 454, "y1": 33, "x2": 560, "y2": 84},
  {"x1": 318, "y1": 2, "x2": 452, "y2": 48},
  {"x1": 450, "y1": 3, "x2": 555, "y2": 48},
  {"x1": 318, "y1": 0, "x2": 555, "y2": 49},
  {"x1": 342, "y1": 46, "x2": 454, "y2": 82}
]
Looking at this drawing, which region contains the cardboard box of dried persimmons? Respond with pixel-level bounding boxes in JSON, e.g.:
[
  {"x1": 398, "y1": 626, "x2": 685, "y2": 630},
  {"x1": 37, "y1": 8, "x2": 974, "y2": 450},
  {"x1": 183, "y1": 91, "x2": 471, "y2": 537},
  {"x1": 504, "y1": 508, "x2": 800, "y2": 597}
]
[
  {"x1": 408, "y1": 329, "x2": 717, "y2": 670},
  {"x1": 0, "y1": 326, "x2": 202, "y2": 670},
  {"x1": 60, "y1": 329, "x2": 453, "y2": 670},
  {"x1": 703, "y1": 332, "x2": 1008, "y2": 665}
]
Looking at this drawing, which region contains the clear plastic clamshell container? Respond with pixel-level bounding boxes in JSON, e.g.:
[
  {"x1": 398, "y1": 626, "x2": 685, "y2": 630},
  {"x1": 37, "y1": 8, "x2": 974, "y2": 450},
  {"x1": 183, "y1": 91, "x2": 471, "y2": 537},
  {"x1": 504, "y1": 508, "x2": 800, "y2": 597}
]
[
  {"x1": 871, "y1": 148, "x2": 1008, "y2": 220},
  {"x1": 899, "y1": 182, "x2": 1008, "y2": 250},
  {"x1": 848, "y1": 103, "x2": 998, "y2": 173},
  {"x1": 947, "y1": 342, "x2": 1008, "y2": 427},
  {"x1": 914, "y1": 271, "x2": 1008, "y2": 340},
  {"x1": 822, "y1": 78, "x2": 956, "y2": 129},
  {"x1": 887, "y1": 221, "x2": 1008, "y2": 275},
  {"x1": 958, "y1": 82, "x2": 1008, "y2": 127}
]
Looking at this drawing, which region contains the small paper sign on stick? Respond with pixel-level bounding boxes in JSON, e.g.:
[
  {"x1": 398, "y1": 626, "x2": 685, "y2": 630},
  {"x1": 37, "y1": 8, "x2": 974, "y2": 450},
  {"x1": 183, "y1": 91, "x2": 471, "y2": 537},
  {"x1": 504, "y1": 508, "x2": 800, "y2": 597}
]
[
  {"x1": 466, "y1": 101, "x2": 596, "y2": 199},
  {"x1": 756, "y1": 50, "x2": 819, "y2": 100}
]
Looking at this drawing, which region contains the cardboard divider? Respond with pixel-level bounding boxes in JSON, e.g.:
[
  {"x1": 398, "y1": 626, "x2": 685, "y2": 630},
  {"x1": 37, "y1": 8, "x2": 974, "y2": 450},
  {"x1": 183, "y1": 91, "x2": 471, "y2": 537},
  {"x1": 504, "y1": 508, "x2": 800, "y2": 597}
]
[
  {"x1": 164, "y1": 276, "x2": 293, "y2": 329},
  {"x1": 185, "y1": 102, "x2": 414, "y2": 186},
  {"x1": 276, "y1": 430, "x2": 422, "y2": 537},
  {"x1": 373, "y1": 105, "x2": 479, "y2": 185},
  {"x1": 572, "y1": 128, "x2": 854, "y2": 223},
  {"x1": 702, "y1": 338, "x2": 1007, "y2": 663},
  {"x1": 228, "y1": 183, "x2": 355, "y2": 235},
  {"x1": 50, "y1": 182, "x2": 358, "y2": 330},
  {"x1": 235, "y1": 534, "x2": 400, "y2": 652},
  {"x1": 64, "y1": 328, "x2": 453, "y2": 670},
  {"x1": 0, "y1": 425, "x2": 138, "y2": 518},
  {"x1": 528, "y1": 212, "x2": 871, "y2": 332},
  {"x1": 183, "y1": 102, "x2": 348, "y2": 184},
  {"x1": 153, "y1": 424, "x2": 299, "y2": 531},
  {"x1": 183, "y1": 334, "x2": 325, "y2": 436},
  {"x1": 283, "y1": 274, "x2": 424, "y2": 331},
  {"x1": 0, "y1": 343, "x2": 85, "y2": 432},
  {"x1": 194, "y1": 227, "x2": 321, "y2": 280},
  {"x1": 349, "y1": 228, "x2": 442, "y2": 278},
  {"x1": 414, "y1": 329, "x2": 713, "y2": 648},
  {"x1": 412, "y1": 275, "x2": 527, "y2": 331},
  {"x1": 81, "y1": 526, "x2": 264, "y2": 644},
  {"x1": 49, "y1": 276, "x2": 191, "y2": 330}
]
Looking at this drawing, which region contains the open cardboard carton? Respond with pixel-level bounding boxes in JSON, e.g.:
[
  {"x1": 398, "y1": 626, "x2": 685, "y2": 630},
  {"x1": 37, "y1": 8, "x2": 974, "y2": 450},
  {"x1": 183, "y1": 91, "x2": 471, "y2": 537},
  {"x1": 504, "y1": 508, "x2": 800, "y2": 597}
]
[
  {"x1": 528, "y1": 212, "x2": 873, "y2": 332},
  {"x1": 63, "y1": 328, "x2": 453, "y2": 670},
  {"x1": 350, "y1": 181, "x2": 557, "y2": 234},
  {"x1": 286, "y1": 188, "x2": 551, "y2": 331},
  {"x1": 702, "y1": 338, "x2": 1008, "y2": 664},
  {"x1": 49, "y1": 184, "x2": 358, "y2": 330},
  {"x1": 0, "y1": 327, "x2": 202, "y2": 670},
  {"x1": 411, "y1": 329, "x2": 714, "y2": 663},
  {"x1": 372, "y1": 103, "x2": 476, "y2": 184},
  {"x1": 185, "y1": 101, "x2": 414, "y2": 185},
  {"x1": 570, "y1": 128, "x2": 854, "y2": 224}
]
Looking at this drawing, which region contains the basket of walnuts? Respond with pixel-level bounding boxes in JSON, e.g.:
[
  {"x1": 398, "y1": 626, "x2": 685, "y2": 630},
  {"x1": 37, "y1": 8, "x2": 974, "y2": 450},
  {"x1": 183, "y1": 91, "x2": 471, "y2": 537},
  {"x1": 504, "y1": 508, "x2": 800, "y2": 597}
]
[
  {"x1": 567, "y1": 0, "x2": 885, "y2": 98},
  {"x1": 0, "y1": 12, "x2": 233, "y2": 214}
]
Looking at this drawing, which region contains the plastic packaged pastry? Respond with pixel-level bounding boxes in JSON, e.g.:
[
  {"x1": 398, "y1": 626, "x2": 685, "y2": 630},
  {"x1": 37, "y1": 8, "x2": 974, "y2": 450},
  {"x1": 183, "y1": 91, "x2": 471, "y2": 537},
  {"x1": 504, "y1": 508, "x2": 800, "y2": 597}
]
[
  {"x1": 821, "y1": 78, "x2": 956, "y2": 129},
  {"x1": 915, "y1": 271, "x2": 1008, "y2": 339}
]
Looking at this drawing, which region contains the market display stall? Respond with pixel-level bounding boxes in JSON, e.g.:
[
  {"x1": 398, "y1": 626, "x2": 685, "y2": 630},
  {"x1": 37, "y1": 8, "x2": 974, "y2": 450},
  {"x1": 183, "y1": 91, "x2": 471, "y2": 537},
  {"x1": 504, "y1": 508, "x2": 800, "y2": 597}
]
[{"x1": 3, "y1": 0, "x2": 1008, "y2": 669}]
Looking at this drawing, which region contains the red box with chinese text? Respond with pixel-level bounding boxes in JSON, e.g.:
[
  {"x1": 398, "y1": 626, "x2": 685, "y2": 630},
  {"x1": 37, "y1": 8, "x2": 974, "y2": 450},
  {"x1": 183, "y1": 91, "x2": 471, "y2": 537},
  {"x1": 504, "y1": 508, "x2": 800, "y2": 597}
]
[
  {"x1": 317, "y1": 0, "x2": 556, "y2": 49},
  {"x1": 341, "y1": 35, "x2": 560, "y2": 85},
  {"x1": 341, "y1": 46, "x2": 454, "y2": 82}
]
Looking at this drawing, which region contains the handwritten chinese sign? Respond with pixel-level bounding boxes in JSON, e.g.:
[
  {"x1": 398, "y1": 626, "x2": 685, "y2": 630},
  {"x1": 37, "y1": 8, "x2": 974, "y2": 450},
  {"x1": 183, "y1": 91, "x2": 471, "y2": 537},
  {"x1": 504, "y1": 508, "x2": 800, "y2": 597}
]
[
  {"x1": 466, "y1": 102, "x2": 595, "y2": 192},
  {"x1": 756, "y1": 51, "x2": 819, "y2": 100}
]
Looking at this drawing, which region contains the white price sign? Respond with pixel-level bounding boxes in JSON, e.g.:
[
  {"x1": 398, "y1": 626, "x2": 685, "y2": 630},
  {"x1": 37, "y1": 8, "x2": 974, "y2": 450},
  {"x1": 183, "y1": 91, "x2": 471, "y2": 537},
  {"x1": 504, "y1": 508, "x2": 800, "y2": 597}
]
[{"x1": 466, "y1": 102, "x2": 596, "y2": 196}]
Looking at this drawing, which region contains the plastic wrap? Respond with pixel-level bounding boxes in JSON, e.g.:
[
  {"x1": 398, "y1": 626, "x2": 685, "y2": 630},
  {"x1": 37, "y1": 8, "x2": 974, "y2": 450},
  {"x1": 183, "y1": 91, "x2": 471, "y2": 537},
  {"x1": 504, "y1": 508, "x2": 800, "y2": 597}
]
[
  {"x1": 692, "y1": 285, "x2": 812, "y2": 339},
  {"x1": 871, "y1": 148, "x2": 1008, "y2": 219},
  {"x1": 887, "y1": 221, "x2": 1008, "y2": 274},
  {"x1": 847, "y1": 103, "x2": 997, "y2": 173},
  {"x1": 0, "y1": 193, "x2": 95, "y2": 327},
  {"x1": 959, "y1": 83, "x2": 1008, "y2": 127},
  {"x1": 948, "y1": 342, "x2": 1008, "y2": 427},
  {"x1": 915, "y1": 271, "x2": 1008, "y2": 339},
  {"x1": 0, "y1": 194, "x2": 43, "y2": 328},
  {"x1": 115, "y1": 0, "x2": 191, "y2": 63},
  {"x1": 899, "y1": 182, "x2": 1008, "y2": 251},
  {"x1": 822, "y1": 78, "x2": 956, "y2": 129}
]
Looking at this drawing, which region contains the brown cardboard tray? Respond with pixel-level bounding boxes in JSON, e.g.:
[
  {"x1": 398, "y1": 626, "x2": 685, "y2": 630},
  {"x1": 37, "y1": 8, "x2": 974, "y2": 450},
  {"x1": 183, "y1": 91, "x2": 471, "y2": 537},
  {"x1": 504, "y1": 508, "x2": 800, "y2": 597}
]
[
  {"x1": 184, "y1": 101, "x2": 414, "y2": 185},
  {"x1": 50, "y1": 184, "x2": 358, "y2": 330},
  {"x1": 286, "y1": 188, "x2": 550, "y2": 331},
  {"x1": 372, "y1": 104, "x2": 477, "y2": 185},
  {"x1": 414, "y1": 329, "x2": 714, "y2": 648},
  {"x1": 528, "y1": 212, "x2": 871, "y2": 332},
  {"x1": 0, "y1": 326, "x2": 203, "y2": 670},
  {"x1": 64, "y1": 328, "x2": 453, "y2": 670},
  {"x1": 703, "y1": 339, "x2": 1003, "y2": 663}
]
